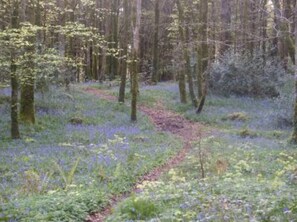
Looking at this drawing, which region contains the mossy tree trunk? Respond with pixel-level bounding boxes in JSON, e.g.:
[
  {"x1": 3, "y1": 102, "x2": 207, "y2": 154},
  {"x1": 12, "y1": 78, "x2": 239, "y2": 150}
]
[
  {"x1": 10, "y1": 0, "x2": 20, "y2": 139},
  {"x1": 291, "y1": 2, "x2": 297, "y2": 143},
  {"x1": 178, "y1": 68, "x2": 187, "y2": 104},
  {"x1": 151, "y1": 0, "x2": 160, "y2": 84},
  {"x1": 131, "y1": 0, "x2": 142, "y2": 122},
  {"x1": 196, "y1": 0, "x2": 208, "y2": 114},
  {"x1": 20, "y1": 1, "x2": 35, "y2": 124},
  {"x1": 119, "y1": 0, "x2": 130, "y2": 103},
  {"x1": 185, "y1": 24, "x2": 197, "y2": 108},
  {"x1": 176, "y1": 0, "x2": 197, "y2": 107}
]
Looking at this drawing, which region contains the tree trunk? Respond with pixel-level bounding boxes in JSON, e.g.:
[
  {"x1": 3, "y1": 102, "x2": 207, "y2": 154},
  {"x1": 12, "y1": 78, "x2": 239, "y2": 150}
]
[
  {"x1": 151, "y1": 0, "x2": 160, "y2": 83},
  {"x1": 291, "y1": 2, "x2": 297, "y2": 143},
  {"x1": 131, "y1": 0, "x2": 142, "y2": 122},
  {"x1": 185, "y1": 24, "x2": 197, "y2": 107},
  {"x1": 20, "y1": 1, "x2": 35, "y2": 124},
  {"x1": 178, "y1": 67, "x2": 187, "y2": 104},
  {"x1": 10, "y1": 0, "x2": 20, "y2": 139},
  {"x1": 196, "y1": 0, "x2": 208, "y2": 114},
  {"x1": 118, "y1": 0, "x2": 129, "y2": 103},
  {"x1": 176, "y1": 0, "x2": 197, "y2": 107},
  {"x1": 220, "y1": 0, "x2": 232, "y2": 55},
  {"x1": 273, "y1": 0, "x2": 289, "y2": 67}
]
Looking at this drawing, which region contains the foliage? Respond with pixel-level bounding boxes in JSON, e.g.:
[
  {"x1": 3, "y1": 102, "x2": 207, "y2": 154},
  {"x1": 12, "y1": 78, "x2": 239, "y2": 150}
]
[
  {"x1": 2, "y1": 188, "x2": 108, "y2": 222},
  {"x1": 53, "y1": 158, "x2": 80, "y2": 189},
  {"x1": 118, "y1": 196, "x2": 160, "y2": 220},
  {"x1": 108, "y1": 136, "x2": 297, "y2": 222},
  {"x1": 209, "y1": 51, "x2": 288, "y2": 98},
  {"x1": 0, "y1": 86, "x2": 181, "y2": 221},
  {"x1": 106, "y1": 83, "x2": 296, "y2": 221}
]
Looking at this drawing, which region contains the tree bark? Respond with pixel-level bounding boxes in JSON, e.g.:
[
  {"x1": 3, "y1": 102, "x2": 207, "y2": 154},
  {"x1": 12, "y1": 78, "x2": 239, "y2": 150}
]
[
  {"x1": 220, "y1": 0, "x2": 232, "y2": 55},
  {"x1": 131, "y1": 0, "x2": 142, "y2": 122},
  {"x1": 178, "y1": 68, "x2": 187, "y2": 104},
  {"x1": 273, "y1": 0, "x2": 289, "y2": 67},
  {"x1": 176, "y1": 0, "x2": 197, "y2": 107},
  {"x1": 20, "y1": 1, "x2": 35, "y2": 124},
  {"x1": 118, "y1": 0, "x2": 129, "y2": 103},
  {"x1": 152, "y1": 0, "x2": 160, "y2": 83},
  {"x1": 196, "y1": 0, "x2": 208, "y2": 114},
  {"x1": 10, "y1": 0, "x2": 20, "y2": 139},
  {"x1": 291, "y1": 2, "x2": 297, "y2": 143}
]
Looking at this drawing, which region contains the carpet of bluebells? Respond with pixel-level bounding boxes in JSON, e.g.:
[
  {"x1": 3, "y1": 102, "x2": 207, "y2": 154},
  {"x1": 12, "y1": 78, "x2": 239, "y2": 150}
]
[
  {"x1": 106, "y1": 82, "x2": 297, "y2": 221},
  {"x1": 0, "y1": 86, "x2": 181, "y2": 221}
]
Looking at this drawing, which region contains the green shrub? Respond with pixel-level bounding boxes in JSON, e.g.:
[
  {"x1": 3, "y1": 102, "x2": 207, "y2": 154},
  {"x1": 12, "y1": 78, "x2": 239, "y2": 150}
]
[
  {"x1": 120, "y1": 196, "x2": 160, "y2": 220},
  {"x1": 209, "y1": 51, "x2": 287, "y2": 98},
  {"x1": 238, "y1": 128, "x2": 258, "y2": 138},
  {"x1": 3, "y1": 189, "x2": 107, "y2": 222}
]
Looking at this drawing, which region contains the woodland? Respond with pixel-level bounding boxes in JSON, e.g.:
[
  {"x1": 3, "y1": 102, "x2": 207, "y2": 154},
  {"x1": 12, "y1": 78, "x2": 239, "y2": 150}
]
[{"x1": 0, "y1": 0, "x2": 297, "y2": 221}]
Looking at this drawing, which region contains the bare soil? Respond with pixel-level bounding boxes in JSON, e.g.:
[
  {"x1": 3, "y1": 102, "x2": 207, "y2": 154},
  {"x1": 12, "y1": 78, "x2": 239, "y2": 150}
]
[{"x1": 84, "y1": 87, "x2": 210, "y2": 222}]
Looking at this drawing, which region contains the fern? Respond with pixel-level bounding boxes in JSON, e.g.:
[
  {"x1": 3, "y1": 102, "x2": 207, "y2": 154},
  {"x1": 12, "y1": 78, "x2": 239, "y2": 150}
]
[{"x1": 53, "y1": 158, "x2": 80, "y2": 189}]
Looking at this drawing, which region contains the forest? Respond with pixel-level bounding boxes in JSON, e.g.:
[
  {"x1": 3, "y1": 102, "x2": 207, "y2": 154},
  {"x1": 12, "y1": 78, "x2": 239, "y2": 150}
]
[{"x1": 0, "y1": 0, "x2": 297, "y2": 221}]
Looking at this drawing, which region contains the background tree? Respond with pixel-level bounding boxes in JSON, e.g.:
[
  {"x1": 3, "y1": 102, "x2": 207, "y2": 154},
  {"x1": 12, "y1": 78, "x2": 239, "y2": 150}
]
[
  {"x1": 151, "y1": 0, "x2": 160, "y2": 84},
  {"x1": 10, "y1": 0, "x2": 20, "y2": 139},
  {"x1": 118, "y1": 0, "x2": 130, "y2": 103},
  {"x1": 131, "y1": 0, "x2": 142, "y2": 122},
  {"x1": 292, "y1": 1, "x2": 297, "y2": 143},
  {"x1": 196, "y1": 0, "x2": 208, "y2": 114}
]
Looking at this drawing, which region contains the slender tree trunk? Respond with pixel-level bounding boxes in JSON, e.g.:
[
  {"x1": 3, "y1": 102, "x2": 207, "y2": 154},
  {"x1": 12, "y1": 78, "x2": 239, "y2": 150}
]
[
  {"x1": 185, "y1": 24, "x2": 197, "y2": 107},
  {"x1": 178, "y1": 67, "x2": 187, "y2": 103},
  {"x1": 291, "y1": 2, "x2": 297, "y2": 143},
  {"x1": 273, "y1": 0, "x2": 289, "y2": 67},
  {"x1": 209, "y1": 0, "x2": 216, "y2": 61},
  {"x1": 284, "y1": 0, "x2": 295, "y2": 64},
  {"x1": 10, "y1": 0, "x2": 20, "y2": 139},
  {"x1": 220, "y1": 0, "x2": 232, "y2": 55},
  {"x1": 118, "y1": 0, "x2": 129, "y2": 103},
  {"x1": 107, "y1": 0, "x2": 119, "y2": 80},
  {"x1": 20, "y1": 1, "x2": 35, "y2": 124},
  {"x1": 131, "y1": 0, "x2": 142, "y2": 122},
  {"x1": 196, "y1": 0, "x2": 208, "y2": 114},
  {"x1": 176, "y1": 6, "x2": 187, "y2": 104},
  {"x1": 261, "y1": 0, "x2": 268, "y2": 62},
  {"x1": 248, "y1": 0, "x2": 256, "y2": 54},
  {"x1": 97, "y1": 0, "x2": 104, "y2": 82},
  {"x1": 176, "y1": 0, "x2": 197, "y2": 107},
  {"x1": 152, "y1": 0, "x2": 160, "y2": 83}
]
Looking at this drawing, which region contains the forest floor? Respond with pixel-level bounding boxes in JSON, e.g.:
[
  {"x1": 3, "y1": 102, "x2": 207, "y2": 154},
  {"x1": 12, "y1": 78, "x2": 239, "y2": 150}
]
[
  {"x1": 1, "y1": 82, "x2": 297, "y2": 221},
  {"x1": 85, "y1": 87, "x2": 211, "y2": 222},
  {"x1": 84, "y1": 82, "x2": 297, "y2": 221}
]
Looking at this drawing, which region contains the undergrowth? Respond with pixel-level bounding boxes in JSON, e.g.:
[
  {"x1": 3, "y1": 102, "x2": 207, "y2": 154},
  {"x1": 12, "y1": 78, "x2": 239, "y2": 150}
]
[
  {"x1": 106, "y1": 82, "x2": 297, "y2": 222},
  {"x1": 0, "y1": 85, "x2": 182, "y2": 221},
  {"x1": 108, "y1": 136, "x2": 297, "y2": 221}
]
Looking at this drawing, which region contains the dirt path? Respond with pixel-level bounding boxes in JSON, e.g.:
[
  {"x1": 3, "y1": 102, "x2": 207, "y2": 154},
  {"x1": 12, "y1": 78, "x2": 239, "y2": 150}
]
[{"x1": 84, "y1": 87, "x2": 210, "y2": 222}]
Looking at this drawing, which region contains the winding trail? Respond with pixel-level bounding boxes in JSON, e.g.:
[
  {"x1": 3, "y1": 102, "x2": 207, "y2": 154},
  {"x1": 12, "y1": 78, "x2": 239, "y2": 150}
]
[{"x1": 84, "y1": 87, "x2": 211, "y2": 222}]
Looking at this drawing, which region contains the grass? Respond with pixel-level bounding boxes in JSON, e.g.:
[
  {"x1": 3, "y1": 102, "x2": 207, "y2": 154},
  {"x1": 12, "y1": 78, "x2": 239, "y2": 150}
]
[
  {"x1": 0, "y1": 85, "x2": 182, "y2": 221},
  {"x1": 109, "y1": 135, "x2": 297, "y2": 221},
  {"x1": 106, "y1": 82, "x2": 297, "y2": 221},
  {"x1": 2, "y1": 81, "x2": 297, "y2": 221}
]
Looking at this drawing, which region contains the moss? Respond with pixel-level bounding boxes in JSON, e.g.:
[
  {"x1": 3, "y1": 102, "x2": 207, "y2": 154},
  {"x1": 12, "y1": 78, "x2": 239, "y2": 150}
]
[
  {"x1": 238, "y1": 128, "x2": 258, "y2": 138},
  {"x1": 222, "y1": 112, "x2": 249, "y2": 122}
]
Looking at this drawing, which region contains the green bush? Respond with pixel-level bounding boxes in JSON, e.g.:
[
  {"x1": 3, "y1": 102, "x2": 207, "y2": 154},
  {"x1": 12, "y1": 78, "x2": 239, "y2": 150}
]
[
  {"x1": 120, "y1": 196, "x2": 160, "y2": 220},
  {"x1": 209, "y1": 51, "x2": 287, "y2": 98}
]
